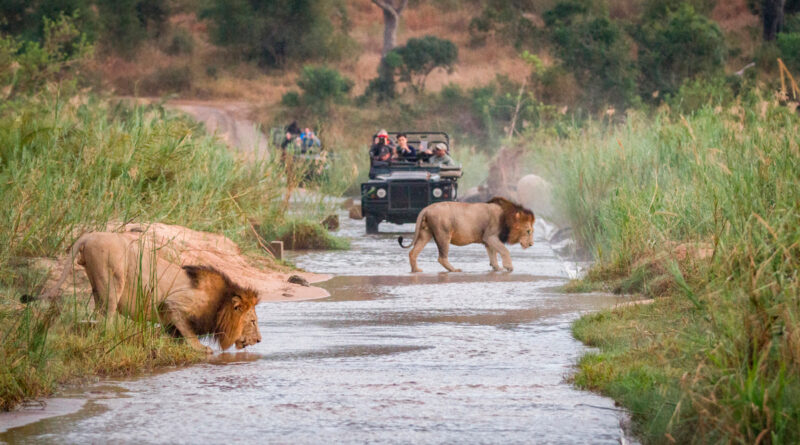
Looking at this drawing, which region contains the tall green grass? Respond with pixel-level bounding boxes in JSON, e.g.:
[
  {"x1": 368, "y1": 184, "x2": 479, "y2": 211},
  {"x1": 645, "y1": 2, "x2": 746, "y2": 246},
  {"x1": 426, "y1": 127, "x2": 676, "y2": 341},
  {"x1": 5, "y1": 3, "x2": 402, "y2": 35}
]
[
  {"x1": 0, "y1": 92, "x2": 348, "y2": 410},
  {"x1": 532, "y1": 95, "x2": 800, "y2": 442}
]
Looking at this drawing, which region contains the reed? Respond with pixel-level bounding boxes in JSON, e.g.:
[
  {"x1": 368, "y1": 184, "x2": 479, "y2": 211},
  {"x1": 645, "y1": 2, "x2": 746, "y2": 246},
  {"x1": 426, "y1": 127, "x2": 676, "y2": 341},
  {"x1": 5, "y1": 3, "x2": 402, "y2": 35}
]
[{"x1": 533, "y1": 89, "x2": 800, "y2": 442}]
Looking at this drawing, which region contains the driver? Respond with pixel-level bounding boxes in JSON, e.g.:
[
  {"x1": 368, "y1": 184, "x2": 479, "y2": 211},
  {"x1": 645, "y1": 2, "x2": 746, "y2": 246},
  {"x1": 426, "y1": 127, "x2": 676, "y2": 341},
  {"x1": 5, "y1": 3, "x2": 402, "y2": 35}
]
[
  {"x1": 428, "y1": 143, "x2": 457, "y2": 166},
  {"x1": 394, "y1": 133, "x2": 416, "y2": 160}
]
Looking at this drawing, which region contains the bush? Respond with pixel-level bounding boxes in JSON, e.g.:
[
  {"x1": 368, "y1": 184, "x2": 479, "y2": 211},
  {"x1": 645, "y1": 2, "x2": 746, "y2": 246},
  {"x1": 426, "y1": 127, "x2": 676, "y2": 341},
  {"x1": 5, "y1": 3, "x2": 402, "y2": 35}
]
[
  {"x1": 270, "y1": 219, "x2": 349, "y2": 250},
  {"x1": 2, "y1": 14, "x2": 92, "y2": 98},
  {"x1": 545, "y1": 1, "x2": 638, "y2": 111},
  {"x1": 281, "y1": 91, "x2": 301, "y2": 107},
  {"x1": 637, "y1": 4, "x2": 726, "y2": 99},
  {"x1": 777, "y1": 32, "x2": 800, "y2": 72},
  {"x1": 139, "y1": 64, "x2": 193, "y2": 95},
  {"x1": 202, "y1": 0, "x2": 354, "y2": 67},
  {"x1": 294, "y1": 65, "x2": 352, "y2": 111},
  {"x1": 164, "y1": 28, "x2": 194, "y2": 56}
]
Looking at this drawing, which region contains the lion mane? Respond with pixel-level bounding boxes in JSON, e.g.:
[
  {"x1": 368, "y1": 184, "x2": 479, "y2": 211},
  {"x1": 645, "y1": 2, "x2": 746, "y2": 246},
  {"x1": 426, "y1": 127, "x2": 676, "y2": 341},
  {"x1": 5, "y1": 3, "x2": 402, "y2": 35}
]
[
  {"x1": 398, "y1": 197, "x2": 535, "y2": 273},
  {"x1": 182, "y1": 265, "x2": 259, "y2": 351},
  {"x1": 44, "y1": 232, "x2": 261, "y2": 354},
  {"x1": 487, "y1": 197, "x2": 536, "y2": 244}
]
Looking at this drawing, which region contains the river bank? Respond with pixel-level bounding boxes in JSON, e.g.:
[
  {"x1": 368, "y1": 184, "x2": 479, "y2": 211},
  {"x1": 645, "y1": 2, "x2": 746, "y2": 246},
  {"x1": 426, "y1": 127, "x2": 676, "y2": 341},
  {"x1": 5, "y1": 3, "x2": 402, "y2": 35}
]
[{"x1": 538, "y1": 98, "x2": 800, "y2": 442}]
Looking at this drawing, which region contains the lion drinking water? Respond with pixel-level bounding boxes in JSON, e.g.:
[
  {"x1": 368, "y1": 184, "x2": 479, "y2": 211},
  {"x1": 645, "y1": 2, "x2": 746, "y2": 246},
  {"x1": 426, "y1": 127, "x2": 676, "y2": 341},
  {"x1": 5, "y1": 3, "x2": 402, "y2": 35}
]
[
  {"x1": 398, "y1": 197, "x2": 535, "y2": 273},
  {"x1": 46, "y1": 232, "x2": 261, "y2": 354}
]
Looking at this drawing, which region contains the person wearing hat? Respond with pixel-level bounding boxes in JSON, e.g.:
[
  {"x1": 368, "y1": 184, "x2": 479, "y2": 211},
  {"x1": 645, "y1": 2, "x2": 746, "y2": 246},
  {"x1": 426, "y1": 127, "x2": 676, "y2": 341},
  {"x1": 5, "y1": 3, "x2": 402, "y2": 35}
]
[
  {"x1": 370, "y1": 129, "x2": 395, "y2": 161},
  {"x1": 428, "y1": 142, "x2": 456, "y2": 166}
]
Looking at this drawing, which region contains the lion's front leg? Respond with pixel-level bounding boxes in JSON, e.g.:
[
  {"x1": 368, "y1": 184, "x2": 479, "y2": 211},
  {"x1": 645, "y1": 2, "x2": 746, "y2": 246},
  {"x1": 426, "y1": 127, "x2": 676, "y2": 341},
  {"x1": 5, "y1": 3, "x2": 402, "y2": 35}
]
[
  {"x1": 484, "y1": 244, "x2": 501, "y2": 271},
  {"x1": 162, "y1": 305, "x2": 213, "y2": 354},
  {"x1": 487, "y1": 237, "x2": 513, "y2": 272}
]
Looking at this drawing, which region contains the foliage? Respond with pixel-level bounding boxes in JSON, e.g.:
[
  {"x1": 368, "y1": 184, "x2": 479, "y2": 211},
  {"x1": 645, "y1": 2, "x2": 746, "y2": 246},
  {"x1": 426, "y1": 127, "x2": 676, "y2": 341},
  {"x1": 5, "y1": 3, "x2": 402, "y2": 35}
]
[
  {"x1": 202, "y1": 0, "x2": 354, "y2": 67},
  {"x1": 544, "y1": 1, "x2": 638, "y2": 111},
  {"x1": 534, "y1": 96, "x2": 800, "y2": 442},
  {"x1": 1, "y1": 13, "x2": 92, "y2": 98},
  {"x1": 266, "y1": 218, "x2": 349, "y2": 250},
  {"x1": 468, "y1": 0, "x2": 540, "y2": 48},
  {"x1": 636, "y1": 4, "x2": 726, "y2": 99},
  {"x1": 95, "y1": 0, "x2": 168, "y2": 54},
  {"x1": 387, "y1": 35, "x2": 458, "y2": 93},
  {"x1": 285, "y1": 65, "x2": 353, "y2": 112},
  {"x1": 777, "y1": 32, "x2": 800, "y2": 71},
  {"x1": 138, "y1": 64, "x2": 193, "y2": 95},
  {"x1": 0, "y1": 0, "x2": 97, "y2": 42},
  {"x1": 163, "y1": 28, "x2": 195, "y2": 56}
]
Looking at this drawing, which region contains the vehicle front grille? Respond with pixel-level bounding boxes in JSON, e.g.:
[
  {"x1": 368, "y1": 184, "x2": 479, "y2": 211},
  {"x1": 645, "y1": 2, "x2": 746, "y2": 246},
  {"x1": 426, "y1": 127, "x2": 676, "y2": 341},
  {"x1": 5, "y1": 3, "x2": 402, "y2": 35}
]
[{"x1": 389, "y1": 183, "x2": 428, "y2": 209}]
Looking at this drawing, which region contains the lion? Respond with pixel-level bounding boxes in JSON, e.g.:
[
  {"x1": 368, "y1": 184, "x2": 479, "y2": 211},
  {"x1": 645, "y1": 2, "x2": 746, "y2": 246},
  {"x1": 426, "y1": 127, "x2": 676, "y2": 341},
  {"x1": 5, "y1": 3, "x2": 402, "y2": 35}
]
[
  {"x1": 45, "y1": 232, "x2": 261, "y2": 354},
  {"x1": 398, "y1": 197, "x2": 535, "y2": 273}
]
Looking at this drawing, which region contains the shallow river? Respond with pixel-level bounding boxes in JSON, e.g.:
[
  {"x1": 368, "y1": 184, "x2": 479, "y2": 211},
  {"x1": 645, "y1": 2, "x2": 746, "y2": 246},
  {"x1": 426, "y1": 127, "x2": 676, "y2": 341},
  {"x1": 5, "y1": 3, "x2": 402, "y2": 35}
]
[{"x1": 1, "y1": 215, "x2": 632, "y2": 444}]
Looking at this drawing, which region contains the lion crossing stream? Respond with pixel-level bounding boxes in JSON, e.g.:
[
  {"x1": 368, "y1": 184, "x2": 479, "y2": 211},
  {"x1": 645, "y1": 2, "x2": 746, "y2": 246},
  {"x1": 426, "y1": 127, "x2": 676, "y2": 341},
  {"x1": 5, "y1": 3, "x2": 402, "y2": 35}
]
[{"x1": 1, "y1": 213, "x2": 636, "y2": 444}]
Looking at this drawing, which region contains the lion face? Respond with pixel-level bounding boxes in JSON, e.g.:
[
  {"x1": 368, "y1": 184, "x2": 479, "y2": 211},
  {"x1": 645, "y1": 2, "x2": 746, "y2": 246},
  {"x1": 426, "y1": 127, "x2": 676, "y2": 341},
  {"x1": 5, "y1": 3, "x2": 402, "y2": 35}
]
[
  {"x1": 217, "y1": 289, "x2": 260, "y2": 350},
  {"x1": 508, "y1": 212, "x2": 535, "y2": 248},
  {"x1": 235, "y1": 308, "x2": 261, "y2": 349}
]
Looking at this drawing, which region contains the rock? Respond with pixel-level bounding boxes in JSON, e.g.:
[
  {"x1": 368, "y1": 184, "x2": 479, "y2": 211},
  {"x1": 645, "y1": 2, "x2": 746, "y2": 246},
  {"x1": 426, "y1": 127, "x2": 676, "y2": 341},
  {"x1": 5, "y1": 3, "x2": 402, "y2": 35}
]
[
  {"x1": 340, "y1": 198, "x2": 355, "y2": 210},
  {"x1": 349, "y1": 204, "x2": 363, "y2": 220},
  {"x1": 321, "y1": 214, "x2": 339, "y2": 230},
  {"x1": 516, "y1": 174, "x2": 554, "y2": 220},
  {"x1": 287, "y1": 275, "x2": 310, "y2": 287}
]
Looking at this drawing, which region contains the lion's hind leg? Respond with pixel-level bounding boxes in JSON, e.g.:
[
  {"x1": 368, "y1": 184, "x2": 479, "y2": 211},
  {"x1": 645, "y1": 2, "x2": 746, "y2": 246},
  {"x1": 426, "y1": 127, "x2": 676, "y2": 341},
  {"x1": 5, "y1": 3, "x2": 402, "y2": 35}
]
[
  {"x1": 409, "y1": 228, "x2": 432, "y2": 273},
  {"x1": 433, "y1": 229, "x2": 461, "y2": 273}
]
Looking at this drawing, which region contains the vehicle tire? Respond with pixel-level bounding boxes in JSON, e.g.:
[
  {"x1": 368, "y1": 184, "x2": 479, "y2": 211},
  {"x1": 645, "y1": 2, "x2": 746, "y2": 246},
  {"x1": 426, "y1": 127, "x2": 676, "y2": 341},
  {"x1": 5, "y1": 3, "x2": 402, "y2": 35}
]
[{"x1": 365, "y1": 215, "x2": 379, "y2": 234}]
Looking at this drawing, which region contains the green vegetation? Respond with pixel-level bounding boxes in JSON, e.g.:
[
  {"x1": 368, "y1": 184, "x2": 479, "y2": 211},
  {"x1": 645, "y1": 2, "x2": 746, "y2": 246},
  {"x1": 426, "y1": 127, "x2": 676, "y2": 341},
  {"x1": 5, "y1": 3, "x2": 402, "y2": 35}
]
[
  {"x1": 388, "y1": 36, "x2": 458, "y2": 94},
  {"x1": 0, "y1": 16, "x2": 346, "y2": 410},
  {"x1": 529, "y1": 93, "x2": 800, "y2": 442},
  {"x1": 202, "y1": 0, "x2": 353, "y2": 67}
]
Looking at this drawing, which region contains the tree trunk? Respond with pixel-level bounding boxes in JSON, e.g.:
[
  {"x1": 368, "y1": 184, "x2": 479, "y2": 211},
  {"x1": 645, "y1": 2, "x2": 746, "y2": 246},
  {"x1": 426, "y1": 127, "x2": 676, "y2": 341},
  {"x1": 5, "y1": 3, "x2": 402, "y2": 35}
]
[
  {"x1": 372, "y1": 0, "x2": 408, "y2": 56},
  {"x1": 762, "y1": 0, "x2": 786, "y2": 41}
]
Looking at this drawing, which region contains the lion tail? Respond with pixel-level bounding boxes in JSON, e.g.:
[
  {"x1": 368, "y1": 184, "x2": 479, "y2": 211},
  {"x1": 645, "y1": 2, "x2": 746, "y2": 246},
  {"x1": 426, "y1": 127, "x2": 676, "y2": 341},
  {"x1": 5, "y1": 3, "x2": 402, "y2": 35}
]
[
  {"x1": 39, "y1": 232, "x2": 90, "y2": 301},
  {"x1": 398, "y1": 211, "x2": 427, "y2": 249}
]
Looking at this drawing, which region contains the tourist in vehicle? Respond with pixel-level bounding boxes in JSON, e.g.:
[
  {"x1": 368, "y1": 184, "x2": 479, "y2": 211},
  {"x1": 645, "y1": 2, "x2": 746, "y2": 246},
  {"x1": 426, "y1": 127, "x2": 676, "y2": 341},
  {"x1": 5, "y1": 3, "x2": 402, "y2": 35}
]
[
  {"x1": 428, "y1": 142, "x2": 457, "y2": 166},
  {"x1": 370, "y1": 129, "x2": 394, "y2": 160},
  {"x1": 300, "y1": 127, "x2": 321, "y2": 153},
  {"x1": 394, "y1": 133, "x2": 416, "y2": 160}
]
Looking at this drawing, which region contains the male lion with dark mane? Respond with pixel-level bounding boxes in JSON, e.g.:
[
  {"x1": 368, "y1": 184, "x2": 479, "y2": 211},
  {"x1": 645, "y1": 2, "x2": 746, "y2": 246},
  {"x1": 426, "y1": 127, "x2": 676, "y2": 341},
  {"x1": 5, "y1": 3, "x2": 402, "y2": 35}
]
[
  {"x1": 46, "y1": 232, "x2": 261, "y2": 354},
  {"x1": 398, "y1": 197, "x2": 535, "y2": 273}
]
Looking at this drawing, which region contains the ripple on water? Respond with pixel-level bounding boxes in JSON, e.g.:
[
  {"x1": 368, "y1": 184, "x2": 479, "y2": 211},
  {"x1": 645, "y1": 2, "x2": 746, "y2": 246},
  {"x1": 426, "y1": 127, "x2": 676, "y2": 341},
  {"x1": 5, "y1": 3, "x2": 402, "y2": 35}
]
[{"x1": 0, "y1": 214, "x2": 632, "y2": 444}]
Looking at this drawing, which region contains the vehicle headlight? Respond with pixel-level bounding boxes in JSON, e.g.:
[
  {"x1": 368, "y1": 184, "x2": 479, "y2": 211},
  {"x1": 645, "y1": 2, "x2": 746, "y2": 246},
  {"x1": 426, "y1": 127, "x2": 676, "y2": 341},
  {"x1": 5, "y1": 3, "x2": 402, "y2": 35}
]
[
  {"x1": 376, "y1": 188, "x2": 387, "y2": 198},
  {"x1": 432, "y1": 187, "x2": 442, "y2": 198}
]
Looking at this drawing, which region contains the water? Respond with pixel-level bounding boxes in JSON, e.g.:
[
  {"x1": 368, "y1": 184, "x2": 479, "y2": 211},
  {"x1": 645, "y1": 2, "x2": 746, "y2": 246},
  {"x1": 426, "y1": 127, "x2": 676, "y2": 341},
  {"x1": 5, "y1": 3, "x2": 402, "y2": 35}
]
[{"x1": 1, "y1": 214, "x2": 632, "y2": 444}]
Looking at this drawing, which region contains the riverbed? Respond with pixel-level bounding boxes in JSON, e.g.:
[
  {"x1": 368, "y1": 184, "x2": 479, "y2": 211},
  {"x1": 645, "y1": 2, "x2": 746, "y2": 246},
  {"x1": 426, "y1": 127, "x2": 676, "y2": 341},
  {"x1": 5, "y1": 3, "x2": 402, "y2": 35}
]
[{"x1": 1, "y1": 214, "x2": 632, "y2": 444}]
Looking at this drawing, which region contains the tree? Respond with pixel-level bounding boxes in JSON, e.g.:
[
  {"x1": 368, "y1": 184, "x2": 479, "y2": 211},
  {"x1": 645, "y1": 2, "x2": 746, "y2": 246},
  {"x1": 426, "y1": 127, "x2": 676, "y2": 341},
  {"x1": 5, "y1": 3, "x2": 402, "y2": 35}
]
[
  {"x1": 637, "y1": 4, "x2": 726, "y2": 98},
  {"x1": 371, "y1": 0, "x2": 408, "y2": 56},
  {"x1": 203, "y1": 0, "x2": 352, "y2": 67},
  {"x1": 389, "y1": 36, "x2": 458, "y2": 93},
  {"x1": 545, "y1": 1, "x2": 637, "y2": 111},
  {"x1": 748, "y1": 0, "x2": 800, "y2": 40}
]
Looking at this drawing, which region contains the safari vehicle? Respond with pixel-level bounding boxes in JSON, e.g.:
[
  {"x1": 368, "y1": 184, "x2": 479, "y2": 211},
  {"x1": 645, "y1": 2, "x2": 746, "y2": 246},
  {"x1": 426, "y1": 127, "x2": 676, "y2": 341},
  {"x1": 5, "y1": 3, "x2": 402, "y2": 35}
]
[
  {"x1": 360, "y1": 131, "x2": 462, "y2": 234},
  {"x1": 269, "y1": 126, "x2": 332, "y2": 181}
]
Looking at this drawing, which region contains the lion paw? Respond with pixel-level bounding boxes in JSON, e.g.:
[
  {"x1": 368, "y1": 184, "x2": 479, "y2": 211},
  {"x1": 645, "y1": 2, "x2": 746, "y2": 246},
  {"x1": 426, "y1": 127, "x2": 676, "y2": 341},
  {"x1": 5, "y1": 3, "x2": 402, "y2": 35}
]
[
  {"x1": 411, "y1": 268, "x2": 422, "y2": 273},
  {"x1": 203, "y1": 346, "x2": 213, "y2": 355},
  {"x1": 504, "y1": 266, "x2": 514, "y2": 272},
  {"x1": 491, "y1": 265, "x2": 502, "y2": 271}
]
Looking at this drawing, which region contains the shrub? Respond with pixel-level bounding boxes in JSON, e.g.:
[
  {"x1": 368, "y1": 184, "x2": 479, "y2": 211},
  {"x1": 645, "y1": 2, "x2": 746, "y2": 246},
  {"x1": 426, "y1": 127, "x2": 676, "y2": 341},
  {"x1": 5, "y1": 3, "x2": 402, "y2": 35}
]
[
  {"x1": 281, "y1": 91, "x2": 301, "y2": 107},
  {"x1": 3, "y1": 14, "x2": 92, "y2": 97},
  {"x1": 637, "y1": 4, "x2": 726, "y2": 99},
  {"x1": 270, "y1": 219, "x2": 349, "y2": 250},
  {"x1": 202, "y1": 0, "x2": 354, "y2": 67},
  {"x1": 164, "y1": 28, "x2": 194, "y2": 56},
  {"x1": 545, "y1": 1, "x2": 638, "y2": 111},
  {"x1": 294, "y1": 65, "x2": 353, "y2": 111},
  {"x1": 139, "y1": 64, "x2": 193, "y2": 95},
  {"x1": 777, "y1": 32, "x2": 800, "y2": 72}
]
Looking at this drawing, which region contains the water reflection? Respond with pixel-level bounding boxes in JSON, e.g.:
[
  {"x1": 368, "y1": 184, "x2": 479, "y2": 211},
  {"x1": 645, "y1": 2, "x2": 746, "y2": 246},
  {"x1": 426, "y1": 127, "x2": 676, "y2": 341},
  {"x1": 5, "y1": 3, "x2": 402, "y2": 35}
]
[{"x1": 0, "y1": 214, "x2": 633, "y2": 445}]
